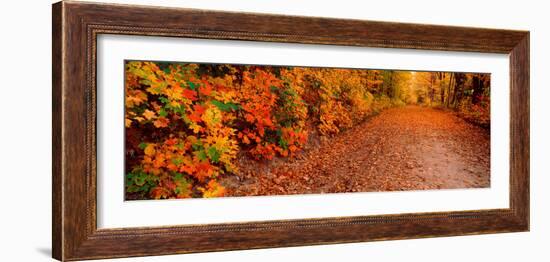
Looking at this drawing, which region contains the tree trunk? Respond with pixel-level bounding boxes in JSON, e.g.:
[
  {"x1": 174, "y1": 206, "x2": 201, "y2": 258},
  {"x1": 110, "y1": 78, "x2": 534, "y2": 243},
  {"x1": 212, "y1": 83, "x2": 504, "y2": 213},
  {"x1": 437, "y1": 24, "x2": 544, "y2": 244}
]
[
  {"x1": 430, "y1": 73, "x2": 435, "y2": 105},
  {"x1": 451, "y1": 73, "x2": 466, "y2": 108},
  {"x1": 388, "y1": 72, "x2": 394, "y2": 97},
  {"x1": 472, "y1": 73, "x2": 484, "y2": 104},
  {"x1": 446, "y1": 73, "x2": 454, "y2": 107},
  {"x1": 439, "y1": 72, "x2": 445, "y2": 104}
]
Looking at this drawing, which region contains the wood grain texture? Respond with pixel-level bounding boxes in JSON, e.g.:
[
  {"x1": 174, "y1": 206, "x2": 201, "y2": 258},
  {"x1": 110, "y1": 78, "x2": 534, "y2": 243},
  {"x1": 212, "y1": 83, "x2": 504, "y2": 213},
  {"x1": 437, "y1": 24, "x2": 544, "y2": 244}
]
[
  {"x1": 52, "y1": 2, "x2": 63, "y2": 260},
  {"x1": 509, "y1": 34, "x2": 530, "y2": 226},
  {"x1": 52, "y1": 1, "x2": 530, "y2": 261}
]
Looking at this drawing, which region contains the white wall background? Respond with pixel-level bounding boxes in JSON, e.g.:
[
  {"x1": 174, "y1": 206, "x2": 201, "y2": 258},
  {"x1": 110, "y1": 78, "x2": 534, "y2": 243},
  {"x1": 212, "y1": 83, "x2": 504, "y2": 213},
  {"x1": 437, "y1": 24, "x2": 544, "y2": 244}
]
[{"x1": 0, "y1": 0, "x2": 547, "y2": 261}]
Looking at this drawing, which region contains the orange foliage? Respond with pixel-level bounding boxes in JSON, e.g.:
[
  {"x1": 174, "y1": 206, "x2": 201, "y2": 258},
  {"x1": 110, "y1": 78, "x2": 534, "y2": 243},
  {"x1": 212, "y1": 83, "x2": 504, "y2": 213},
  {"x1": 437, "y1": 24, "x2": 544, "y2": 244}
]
[{"x1": 126, "y1": 61, "x2": 470, "y2": 200}]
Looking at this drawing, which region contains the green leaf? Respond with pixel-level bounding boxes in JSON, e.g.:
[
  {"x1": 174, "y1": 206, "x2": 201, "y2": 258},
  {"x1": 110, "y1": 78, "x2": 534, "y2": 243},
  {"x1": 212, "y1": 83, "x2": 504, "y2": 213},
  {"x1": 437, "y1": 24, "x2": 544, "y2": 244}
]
[
  {"x1": 138, "y1": 142, "x2": 148, "y2": 150},
  {"x1": 125, "y1": 173, "x2": 134, "y2": 187},
  {"x1": 139, "y1": 184, "x2": 151, "y2": 192},
  {"x1": 134, "y1": 173, "x2": 147, "y2": 186},
  {"x1": 174, "y1": 176, "x2": 190, "y2": 196},
  {"x1": 158, "y1": 108, "x2": 168, "y2": 117},
  {"x1": 126, "y1": 185, "x2": 139, "y2": 193},
  {"x1": 211, "y1": 100, "x2": 240, "y2": 112},
  {"x1": 171, "y1": 158, "x2": 183, "y2": 166},
  {"x1": 173, "y1": 173, "x2": 183, "y2": 181},
  {"x1": 159, "y1": 96, "x2": 169, "y2": 104},
  {"x1": 196, "y1": 150, "x2": 208, "y2": 161},
  {"x1": 278, "y1": 138, "x2": 288, "y2": 150},
  {"x1": 207, "y1": 147, "x2": 221, "y2": 163}
]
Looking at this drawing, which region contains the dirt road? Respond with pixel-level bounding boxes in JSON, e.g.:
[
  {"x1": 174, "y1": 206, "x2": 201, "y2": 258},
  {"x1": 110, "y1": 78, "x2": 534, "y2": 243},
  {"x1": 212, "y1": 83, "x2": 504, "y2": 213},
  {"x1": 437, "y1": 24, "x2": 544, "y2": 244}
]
[{"x1": 222, "y1": 105, "x2": 490, "y2": 196}]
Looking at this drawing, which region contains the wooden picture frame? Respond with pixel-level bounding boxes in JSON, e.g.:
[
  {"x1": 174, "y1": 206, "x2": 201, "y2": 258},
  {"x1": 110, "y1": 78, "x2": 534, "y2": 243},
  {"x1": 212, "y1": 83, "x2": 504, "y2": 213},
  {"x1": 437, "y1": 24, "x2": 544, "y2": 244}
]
[{"x1": 52, "y1": 1, "x2": 529, "y2": 261}]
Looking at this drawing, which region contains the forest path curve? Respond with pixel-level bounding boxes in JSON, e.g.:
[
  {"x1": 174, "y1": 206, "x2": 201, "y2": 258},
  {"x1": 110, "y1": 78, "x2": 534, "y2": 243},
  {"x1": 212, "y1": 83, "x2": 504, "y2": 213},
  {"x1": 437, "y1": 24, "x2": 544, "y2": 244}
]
[{"x1": 222, "y1": 105, "x2": 490, "y2": 196}]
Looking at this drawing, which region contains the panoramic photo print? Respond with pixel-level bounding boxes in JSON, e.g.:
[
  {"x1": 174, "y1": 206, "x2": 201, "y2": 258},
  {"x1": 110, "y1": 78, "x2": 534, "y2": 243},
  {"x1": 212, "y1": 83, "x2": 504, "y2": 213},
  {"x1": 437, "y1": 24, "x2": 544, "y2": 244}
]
[{"x1": 124, "y1": 61, "x2": 490, "y2": 200}]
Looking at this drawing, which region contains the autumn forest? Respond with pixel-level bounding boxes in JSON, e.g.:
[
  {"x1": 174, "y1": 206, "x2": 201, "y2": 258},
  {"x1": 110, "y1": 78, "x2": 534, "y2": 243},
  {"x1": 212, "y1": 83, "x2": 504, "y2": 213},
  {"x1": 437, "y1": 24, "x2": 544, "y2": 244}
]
[{"x1": 125, "y1": 61, "x2": 490, "y2": 200}]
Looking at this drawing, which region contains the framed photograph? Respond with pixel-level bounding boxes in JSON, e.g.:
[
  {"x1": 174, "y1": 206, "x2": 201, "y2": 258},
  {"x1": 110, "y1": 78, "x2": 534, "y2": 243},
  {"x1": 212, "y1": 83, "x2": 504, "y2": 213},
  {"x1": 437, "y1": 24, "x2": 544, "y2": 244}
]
[{"x1": 52, "y1": 1, "x2": 529, "y2": 261}]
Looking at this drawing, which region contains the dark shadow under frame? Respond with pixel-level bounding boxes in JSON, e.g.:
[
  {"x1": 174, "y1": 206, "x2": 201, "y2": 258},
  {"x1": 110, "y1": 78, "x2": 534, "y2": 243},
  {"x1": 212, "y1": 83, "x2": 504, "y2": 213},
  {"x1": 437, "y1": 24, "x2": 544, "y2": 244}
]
[{"x1": 52, "y1": 1, "x2": 529, "y2": 261}]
